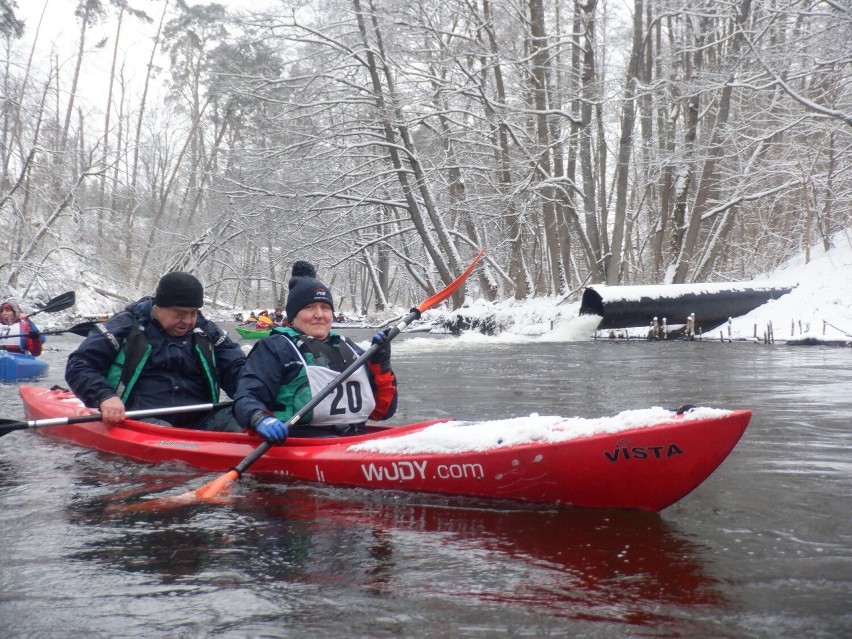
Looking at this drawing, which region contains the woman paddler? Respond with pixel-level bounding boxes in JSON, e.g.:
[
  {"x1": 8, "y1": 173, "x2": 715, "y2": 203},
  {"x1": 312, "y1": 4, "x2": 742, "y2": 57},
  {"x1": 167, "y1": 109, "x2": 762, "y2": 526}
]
[
  {"x1": 233, "y1": 261, "x2": 397, "y2": 444},
  {"x1": 0, "y1": 301, "x2": 45, "y2": 356}
]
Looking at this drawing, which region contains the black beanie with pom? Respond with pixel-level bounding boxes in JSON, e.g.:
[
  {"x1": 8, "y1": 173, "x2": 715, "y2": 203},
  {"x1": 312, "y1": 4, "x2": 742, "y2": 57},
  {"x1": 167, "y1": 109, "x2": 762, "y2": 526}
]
[{"x1": 285, "y1": 261, "x2": 334, "y2": 321}]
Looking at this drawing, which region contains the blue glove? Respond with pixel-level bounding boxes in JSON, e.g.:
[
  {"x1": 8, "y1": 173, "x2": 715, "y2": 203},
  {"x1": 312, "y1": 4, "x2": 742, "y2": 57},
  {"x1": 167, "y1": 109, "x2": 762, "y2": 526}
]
[
  {"x1": 255, "y1": 415, "x2": 289, "y2": 445},
  {"x1": 369, "y1": 328, "x2": 392, "y2": 372}
]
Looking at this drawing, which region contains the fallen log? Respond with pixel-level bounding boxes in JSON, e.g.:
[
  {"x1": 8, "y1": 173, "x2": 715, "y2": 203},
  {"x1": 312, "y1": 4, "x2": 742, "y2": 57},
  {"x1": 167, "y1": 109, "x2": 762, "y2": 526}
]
[{"x1": 580, "y1": 282, "x2": 796, "y2": 331}]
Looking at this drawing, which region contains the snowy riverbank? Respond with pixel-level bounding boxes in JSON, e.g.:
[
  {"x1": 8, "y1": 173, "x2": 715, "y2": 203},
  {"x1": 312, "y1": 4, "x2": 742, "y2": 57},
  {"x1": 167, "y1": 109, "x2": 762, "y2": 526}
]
[
  {"x1": 17, "y1": 229, "x2": 852, "y2": 346},
  {"x1": 429, "y1": 228, "x2": 852, "y2": 344}
]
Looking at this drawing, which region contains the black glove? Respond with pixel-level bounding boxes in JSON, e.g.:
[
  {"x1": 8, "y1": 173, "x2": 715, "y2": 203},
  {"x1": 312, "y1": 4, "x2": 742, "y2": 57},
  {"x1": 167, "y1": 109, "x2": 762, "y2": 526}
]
[{"x1": 369, "y1": 328, "x2": 392, "y2": 372}]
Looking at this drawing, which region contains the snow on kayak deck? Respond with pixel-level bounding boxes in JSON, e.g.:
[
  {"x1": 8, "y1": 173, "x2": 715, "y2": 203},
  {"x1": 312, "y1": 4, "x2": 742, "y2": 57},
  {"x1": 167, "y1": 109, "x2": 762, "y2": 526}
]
[{"x1": 350, "y1": 407, "x2": 733, "y2": 455}]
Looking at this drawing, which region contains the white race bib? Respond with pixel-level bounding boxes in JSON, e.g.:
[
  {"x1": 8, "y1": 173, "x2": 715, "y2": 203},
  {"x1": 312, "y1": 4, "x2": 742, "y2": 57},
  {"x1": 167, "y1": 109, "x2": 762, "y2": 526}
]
[
  {"x1": 0, "y1": 322, "x2": 23, "y2": 348},
  {"x1": 291, "y1": 340, "x2": 377, "y2": 425}
]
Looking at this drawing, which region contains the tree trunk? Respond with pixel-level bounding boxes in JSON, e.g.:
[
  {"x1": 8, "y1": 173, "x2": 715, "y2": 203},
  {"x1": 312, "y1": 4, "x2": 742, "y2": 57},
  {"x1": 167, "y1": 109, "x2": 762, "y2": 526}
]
[
  {"x1": 98, "y1": 1, "x2": 125, "y2": 242},
  {"x1": 672, "y1": 0, "x2": 752, "y2": 283},
  {"x1": 482, "y1": 0, "x2": 528, "y2": 299},
  {"x1": 351, "y1": 0, "x2": 459, "y2": 301},
  {"x1": 605, "y1": 0, "x2": 644, "y2": 285},
  {"x1": 577, "y1": 0, "x2": 604, "y2": 281},
  {"x1": 126, "y1": 0, "x2": 170, "y2": 279},
  {"x1": 528, "y1": 0, "x2": 561, "y2": 295}
]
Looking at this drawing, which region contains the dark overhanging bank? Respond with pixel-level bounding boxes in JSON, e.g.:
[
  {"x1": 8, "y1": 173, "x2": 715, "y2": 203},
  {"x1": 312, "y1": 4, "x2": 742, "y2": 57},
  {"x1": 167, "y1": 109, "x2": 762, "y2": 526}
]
[{"x1": 579, "y1": 282, "x2": 797, "y2": 331}]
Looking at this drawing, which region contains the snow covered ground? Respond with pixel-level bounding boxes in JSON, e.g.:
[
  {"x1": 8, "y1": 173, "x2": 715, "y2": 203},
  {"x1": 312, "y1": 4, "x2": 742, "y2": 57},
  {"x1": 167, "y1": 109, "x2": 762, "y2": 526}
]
[
  {"x1": 424, "y1": 228, "x2": 852, "y2": 345},
  {"x1": 721, "y1": 231, "x2": 852, "y2": 342}
]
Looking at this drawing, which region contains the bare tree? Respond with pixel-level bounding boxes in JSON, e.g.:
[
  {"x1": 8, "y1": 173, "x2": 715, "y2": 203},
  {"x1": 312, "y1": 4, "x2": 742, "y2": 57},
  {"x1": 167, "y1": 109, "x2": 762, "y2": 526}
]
[{"x1": 1, "y1": 0, "x2": 848, "y2": 307}]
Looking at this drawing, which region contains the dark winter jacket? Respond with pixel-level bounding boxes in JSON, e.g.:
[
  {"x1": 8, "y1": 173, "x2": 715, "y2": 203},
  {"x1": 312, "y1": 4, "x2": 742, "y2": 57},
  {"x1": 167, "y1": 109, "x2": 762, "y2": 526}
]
[
  {"x1": 233, "y1": 328, "x2": 397, "y2": 435},
  {"x1": 65, "y1": 298, "x2": 246, "y2": 427}
]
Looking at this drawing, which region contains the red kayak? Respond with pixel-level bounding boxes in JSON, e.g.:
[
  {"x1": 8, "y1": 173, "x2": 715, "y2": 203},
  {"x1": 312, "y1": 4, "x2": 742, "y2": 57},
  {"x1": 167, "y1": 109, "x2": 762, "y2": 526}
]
[{"x1": 19, "y1": 385, "x2": 751, "y2": 511}]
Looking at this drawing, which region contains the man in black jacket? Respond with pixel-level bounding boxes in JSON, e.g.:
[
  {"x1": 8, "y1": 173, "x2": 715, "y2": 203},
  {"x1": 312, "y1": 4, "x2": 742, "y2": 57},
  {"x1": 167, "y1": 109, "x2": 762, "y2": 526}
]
[{"x1": 65, "y1": 272, "x2": 246, "y2": 431}]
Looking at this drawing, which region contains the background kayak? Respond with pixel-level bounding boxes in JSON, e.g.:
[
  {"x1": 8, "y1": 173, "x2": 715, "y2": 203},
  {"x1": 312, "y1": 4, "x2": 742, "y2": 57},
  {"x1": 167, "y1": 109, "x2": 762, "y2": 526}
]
[
  {"x1": 0, "y1": 351, "x2": 49, "y2": 382},
  {"x1": 234, "y1": 325, "x2": 271, "y2": 339}
]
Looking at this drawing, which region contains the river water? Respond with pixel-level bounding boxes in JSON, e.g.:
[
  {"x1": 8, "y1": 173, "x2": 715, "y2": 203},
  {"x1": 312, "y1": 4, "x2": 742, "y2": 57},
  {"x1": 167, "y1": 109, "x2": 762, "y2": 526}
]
[{"x1": 0, "y1": 326, "x2": 849, "y2": 638}]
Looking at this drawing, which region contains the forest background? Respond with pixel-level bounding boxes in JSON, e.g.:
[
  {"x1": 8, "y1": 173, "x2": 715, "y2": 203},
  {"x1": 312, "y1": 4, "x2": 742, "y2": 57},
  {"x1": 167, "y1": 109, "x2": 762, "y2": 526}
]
[{"x1": 1, "y1": 0, "x2": 849, "y2": 317}]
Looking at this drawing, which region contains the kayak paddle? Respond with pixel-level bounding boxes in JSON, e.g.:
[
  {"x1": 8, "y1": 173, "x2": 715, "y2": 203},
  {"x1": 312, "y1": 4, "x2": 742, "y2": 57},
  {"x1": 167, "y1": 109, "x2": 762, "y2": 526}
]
[
  {"x1": 1, "y1": 294, "x2": 85, "y2": 345},
  {"x1": 25, "y1": 291, "x2": 76, "y2": 317},
  {"x1": 0, "y1": 401, "x2": 234, "y2": 438},
  {"x1": 23, "y1": 320, "x2": 99, "y2": 338},
  {"x1": 127, "y1": 247, "x2": 486, "y2": 510}
]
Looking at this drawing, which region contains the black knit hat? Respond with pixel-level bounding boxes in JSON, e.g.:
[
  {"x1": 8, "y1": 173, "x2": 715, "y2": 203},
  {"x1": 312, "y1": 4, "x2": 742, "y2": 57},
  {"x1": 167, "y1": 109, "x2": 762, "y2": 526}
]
[
  {"x1": 285, "y1": 261, "x2": 334, "y2": 321},
  {"x1": 154, "y1": 272, "x2": 204, "y2": 308}
]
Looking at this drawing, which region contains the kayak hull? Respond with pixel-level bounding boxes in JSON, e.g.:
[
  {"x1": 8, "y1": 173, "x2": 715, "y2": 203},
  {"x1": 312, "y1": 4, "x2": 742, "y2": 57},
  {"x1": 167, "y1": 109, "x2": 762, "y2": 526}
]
[
  {"x1": 0, "y1": 352, "x2": 49, "y2": 382},
  {"x1": 234, "y1": 325, "x2": 271, "y2": 339},
  {"x1": 19, "y1": 385, "x2": 751, "y2": 511}
]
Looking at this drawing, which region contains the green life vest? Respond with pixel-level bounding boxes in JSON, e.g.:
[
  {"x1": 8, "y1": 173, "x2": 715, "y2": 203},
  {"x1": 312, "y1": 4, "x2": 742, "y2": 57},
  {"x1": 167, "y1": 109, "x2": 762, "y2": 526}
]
[
  {"x1": 268, "y1": 326, "x2": 358, "y2": 424},
  {"x1": 102, "y1": 319, "x2": 219, "y2": 403}
]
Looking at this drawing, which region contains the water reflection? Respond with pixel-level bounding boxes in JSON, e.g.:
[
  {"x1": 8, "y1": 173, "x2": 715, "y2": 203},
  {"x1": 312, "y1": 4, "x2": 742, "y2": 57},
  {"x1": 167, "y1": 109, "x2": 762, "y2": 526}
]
[
  {"x1": 250, "y1": 489, "x2": 727, "y2": 625},
  {"x1": 68, "y1": 481, "x2": 724, "y2": 626}
]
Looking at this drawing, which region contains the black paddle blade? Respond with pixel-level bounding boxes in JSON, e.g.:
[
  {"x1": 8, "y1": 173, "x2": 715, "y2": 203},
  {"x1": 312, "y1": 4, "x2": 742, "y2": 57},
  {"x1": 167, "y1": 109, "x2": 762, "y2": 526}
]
[
  {"x1": 66, "y1": 320, "x2": 98, "y2": 336},
  {"x1": 0, "y1": 419, "x2": 29, "y2": 437},
  {"x1": 33, "y1": 291, "x2": 76, "y2": 315},
  {"x1": 27, "y1": 321, "x2": 99, "y2": 338}
]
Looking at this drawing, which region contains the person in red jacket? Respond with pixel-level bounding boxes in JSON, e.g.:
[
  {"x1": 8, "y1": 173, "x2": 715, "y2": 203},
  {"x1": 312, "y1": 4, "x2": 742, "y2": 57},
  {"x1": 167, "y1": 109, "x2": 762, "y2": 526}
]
[{"x1": 0, "y1": 301, "x2": 45, "y2": 356}]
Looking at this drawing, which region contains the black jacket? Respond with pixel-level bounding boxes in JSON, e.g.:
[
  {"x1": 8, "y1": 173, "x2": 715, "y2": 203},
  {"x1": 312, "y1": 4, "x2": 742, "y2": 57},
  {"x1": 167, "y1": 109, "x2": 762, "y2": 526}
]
[{"x1": 65, "y1": 298, "x2": 245, "y2": 425}]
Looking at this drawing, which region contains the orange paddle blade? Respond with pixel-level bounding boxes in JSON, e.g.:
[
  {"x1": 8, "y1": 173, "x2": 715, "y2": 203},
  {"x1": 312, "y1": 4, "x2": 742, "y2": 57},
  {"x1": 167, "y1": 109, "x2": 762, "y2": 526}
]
[
  {"x1": 416, "y1": 247, "x2": 485, "y2": 313},
  {"x1": 193, "y1": 470, "x2": 240, "y2": 500}
]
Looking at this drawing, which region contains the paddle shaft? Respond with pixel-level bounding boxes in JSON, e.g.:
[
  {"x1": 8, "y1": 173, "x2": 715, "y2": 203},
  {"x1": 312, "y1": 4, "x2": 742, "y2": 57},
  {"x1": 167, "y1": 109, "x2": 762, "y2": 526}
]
[
  {"x1": 1, "y1": 401, "x2": 233, "y2": 436},
  {"x1": 22, "y1": 321, "x2": 99, "y2": 338}
]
